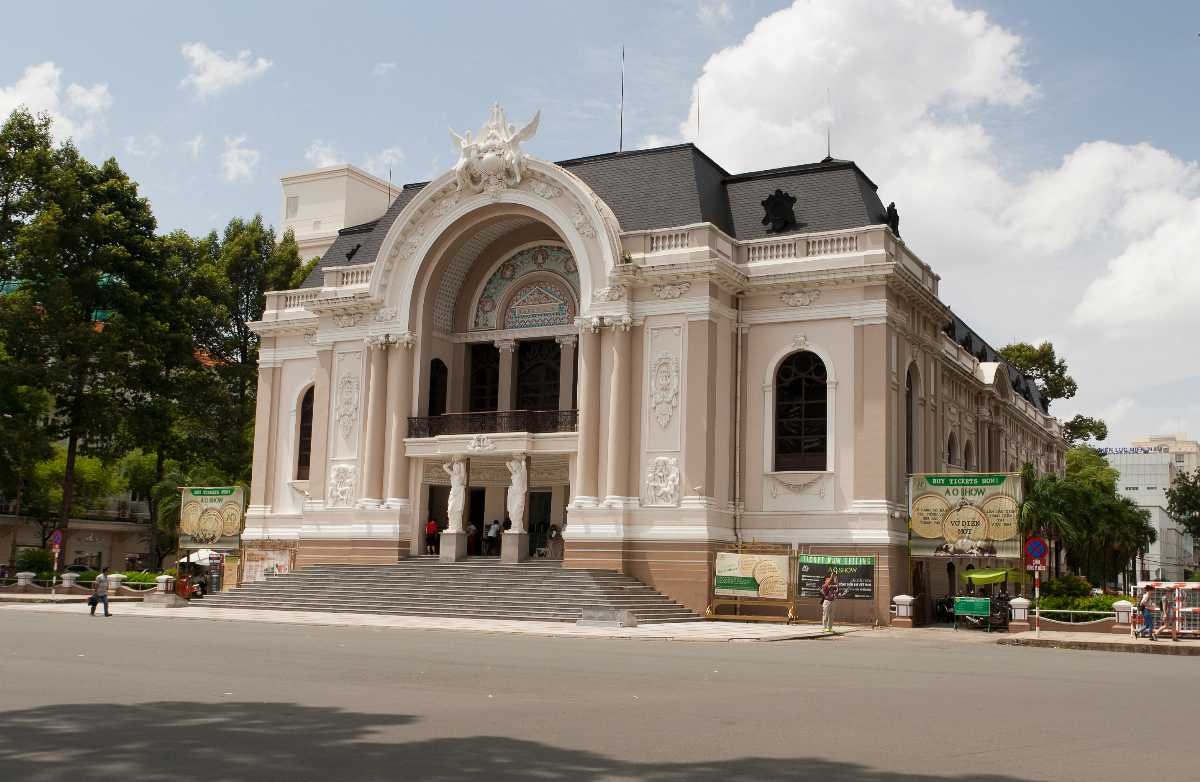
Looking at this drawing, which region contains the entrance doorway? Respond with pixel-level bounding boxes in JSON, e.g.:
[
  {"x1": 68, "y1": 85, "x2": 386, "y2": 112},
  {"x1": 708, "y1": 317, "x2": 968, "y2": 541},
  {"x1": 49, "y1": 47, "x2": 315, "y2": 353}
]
[
  {"x1": 468, "y1": 487, "x2": 486, "y2": 555},
  {"x1": 516, "y1": 340, "x2": 560, "y2": 410},
  {"x1": 527, "y1": 490, "x2": 552, "y2": 556}
]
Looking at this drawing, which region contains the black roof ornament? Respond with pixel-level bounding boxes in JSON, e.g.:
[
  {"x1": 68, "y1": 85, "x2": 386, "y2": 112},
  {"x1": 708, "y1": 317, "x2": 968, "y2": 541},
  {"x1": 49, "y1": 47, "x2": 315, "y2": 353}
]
[
  {"x1": 761, "y1": 189, "x2": 798, "y2": 233},
  {"x1": 885, "y1": 202, "x2": 900, "y2": 237},
  {"x1": 345, "y1": 243, "x2": 362, "y2": 261}
]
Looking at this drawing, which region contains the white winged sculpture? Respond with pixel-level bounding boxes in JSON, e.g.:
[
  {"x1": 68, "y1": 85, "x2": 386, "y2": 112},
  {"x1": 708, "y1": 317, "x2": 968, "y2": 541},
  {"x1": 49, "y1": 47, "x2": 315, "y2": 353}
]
[{"x1": 450, "y1": 104, "x2": 540, "y2": 195}]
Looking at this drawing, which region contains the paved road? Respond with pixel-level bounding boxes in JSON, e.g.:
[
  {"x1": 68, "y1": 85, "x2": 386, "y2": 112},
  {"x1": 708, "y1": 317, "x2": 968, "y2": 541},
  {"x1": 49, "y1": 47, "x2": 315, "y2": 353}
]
[{"x1": 0, "y1": 611, "x2": 1188, "y2": 781}]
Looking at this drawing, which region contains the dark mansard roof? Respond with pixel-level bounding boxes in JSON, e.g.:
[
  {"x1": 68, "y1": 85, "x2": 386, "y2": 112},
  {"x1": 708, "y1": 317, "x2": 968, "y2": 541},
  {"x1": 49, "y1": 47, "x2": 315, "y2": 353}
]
[{"x1": 299, "y1": 144, "x2": 887, "y2": 288}]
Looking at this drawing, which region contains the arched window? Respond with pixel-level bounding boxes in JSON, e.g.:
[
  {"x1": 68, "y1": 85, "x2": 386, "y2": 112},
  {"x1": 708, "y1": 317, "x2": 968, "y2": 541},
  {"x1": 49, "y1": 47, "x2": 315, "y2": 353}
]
[
  {"x1": 774, "y1": 351, "x2": 827, "y2": 471},
  {"x1": 947, "y1": 432, "x2": 958, "y2": 466},
  {"x1": 296, "y1": 387, "x2": 314, "y2": 480},
  {"x1": 905, "y1": 368, "x2": 916, "y2": 475},
  {"x1": 428, "y1": 359, "x2": 448, "y2": 417},
  {"x1": 963, "y1": 439, "x2": 975, "y2": 471}
]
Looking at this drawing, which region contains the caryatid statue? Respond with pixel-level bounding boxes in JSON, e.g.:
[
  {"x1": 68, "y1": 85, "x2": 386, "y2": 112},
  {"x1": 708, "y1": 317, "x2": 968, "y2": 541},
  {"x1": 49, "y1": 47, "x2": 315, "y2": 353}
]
[
  {"x1": 441, "y1": 457, "x2": 467, "y2": 533},
  {"x1": 505, "y1": 455, "x2": 528, "y2": 533}
]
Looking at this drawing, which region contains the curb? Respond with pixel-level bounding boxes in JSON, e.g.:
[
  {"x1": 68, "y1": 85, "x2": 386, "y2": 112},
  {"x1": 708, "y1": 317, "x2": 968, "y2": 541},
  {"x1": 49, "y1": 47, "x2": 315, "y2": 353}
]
[{"x1": 998, "y1": 637, "x2": 1200, "y2": 656}]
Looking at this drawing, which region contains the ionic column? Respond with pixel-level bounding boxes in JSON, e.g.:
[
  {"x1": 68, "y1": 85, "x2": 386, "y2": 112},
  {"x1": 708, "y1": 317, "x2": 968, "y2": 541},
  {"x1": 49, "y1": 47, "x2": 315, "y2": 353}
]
[
  {"x1": 384, "y1": 334, "x2": 416, "y2": 506},
  {"x1": 556, "y1": 334, "x2": 577, "y2": 411},
  {"x1": 605, "y1": 317, "x2": 632, "y2": 502},
  {"x1": 307, "y1": 348, "x2": 333, "y2": 504},
  {"x1": 248, "y1": 363, "x2": 277, "y2": 509},
  {"x1": 496, "y1": 339, "x2": 516, "y2": 412},
  {"x1": 575, "y1": 322, "x2": 602, "y2": 504},
  {"x1": 361, "y1": 336, "x2": 390, "y2": 504}
]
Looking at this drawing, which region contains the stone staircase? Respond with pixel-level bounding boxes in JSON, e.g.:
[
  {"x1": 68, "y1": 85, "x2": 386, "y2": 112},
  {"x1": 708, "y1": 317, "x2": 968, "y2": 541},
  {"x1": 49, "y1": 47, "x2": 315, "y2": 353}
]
[{"x1": 203, "y1": 557, "x2": 700, "y2": 624}]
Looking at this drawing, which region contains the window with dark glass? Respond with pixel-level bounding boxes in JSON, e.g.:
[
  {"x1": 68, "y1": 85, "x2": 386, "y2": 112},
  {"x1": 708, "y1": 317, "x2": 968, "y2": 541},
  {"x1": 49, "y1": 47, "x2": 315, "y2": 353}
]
[
  {"x1": 428, "y1": 359, "x2": 448, "y2": 417},
  {"x1": 774, "y1": 351, "x2": 827, "y2": 471},
  {"x1": 296, "y1": 387, "x2": 314, "y2": 480},
  {"x1": 905, "y1": 369, "x2": 915, "y2": 475},
  {"x1": 516, "y1": 339, "x2": 561, "y2": 410},
  {"x1": 468, "y1": 343, "x2": 499, "y2": 412}
]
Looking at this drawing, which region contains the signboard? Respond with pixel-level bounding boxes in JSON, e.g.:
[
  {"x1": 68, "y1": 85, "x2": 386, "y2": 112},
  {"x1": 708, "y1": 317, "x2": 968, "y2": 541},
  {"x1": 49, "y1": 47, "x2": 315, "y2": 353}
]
[
  {"x1": 178, "y1": 486, "x2": 244, "y2": 549},
  {"x1": 1025, "y1": 536, "x2": 1048, "y2": 572},
  {"x1": 49, "y1": 529, "x2": 63, "y2": 547},
  {"x1": 797, "y1": 554, "x2": 875, "y2": 600},
  {"x1": 908, "y1": 473, "x2": 1022, "y2": 558},
  {"x1": 713, "y1": 552, "x2": 789, "y2": 600},
  {"x1": 954, "y1": 596, "x2": 991, "y2": 617}
]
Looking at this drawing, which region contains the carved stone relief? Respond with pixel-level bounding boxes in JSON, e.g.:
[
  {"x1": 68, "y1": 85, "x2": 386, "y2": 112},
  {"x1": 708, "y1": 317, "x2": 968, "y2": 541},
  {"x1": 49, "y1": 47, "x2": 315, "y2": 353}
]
[
  {"x1": 593, "y1": 286, "x2": 624, "y2": 302},
  {"x1": 333, "y1": 312, "x2": 364, "y2": 328},
  {"x1": 780, "y1": 288, "x2": 821, "y2": 307},
  {"x1": 528, "y1": 177, "x2": 563, "y2": 200},
  {"x1": 767, "y1": 473, "x2": 826, "y2": 499},
  {"x1": 572, "y1": 203, "x2": 596, "y2": 238},
  {"x1": 449, "y1": 104, "x2": 540, "y2": 196},
  {"x1": 792, "y1": 333, "x2": 812, "y2": 352},
  {"x1": 644, "y1": 457, "x2": 680, "y2": 507},
  {"x1": 335, "y1": 372, "x2": 359, "y2": 438},
  {"x1": 466, "y1": 434, "x2": 496, "y2": 452},
  {"x1": 328, "y1": 464, "x2": 356, "y2": 508},
  {"x1": 650, "y1": 352, "x2": 680, "y2": 428},
  {"x1": 653, "y1": 282, "x2": 691, "y2": 300}
]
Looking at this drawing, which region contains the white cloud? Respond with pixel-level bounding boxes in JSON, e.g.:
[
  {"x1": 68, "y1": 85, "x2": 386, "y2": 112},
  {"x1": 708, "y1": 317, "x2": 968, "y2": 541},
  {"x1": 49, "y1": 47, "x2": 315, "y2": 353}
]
[
  {"x1": 221, "y1": 135, "x2": 259, "y2": 183},
  {"x1": 180, "y1": 42, "x2": 272, "y2": 97},
  {"x1": 305, "y1": 139, "x2": 341, "y2": 168},
  {"x1": 639, "y1": 133, "x2": 680, "y2": 149},
  {"x1": 364, "y1": 146, "x2": 405, "y2": 177},
  {"x1": 697, "y1": 1, "x2": 732, "y2": 25},
  {"x1": 668, "y1": 0, "x2": 1200, "y2": 443},
  {"x1": 372, "y1": 61, "x2": 397, "y2": 77},
  {"x1": 123, "y1": 132, "x2": 162, "y2": 158},
  {"x1": 185, "y1": 133, "x2": 204, "y2": 158},
  {"x1": 0, "y1": 62, "x2": 111, "y2": 141}
]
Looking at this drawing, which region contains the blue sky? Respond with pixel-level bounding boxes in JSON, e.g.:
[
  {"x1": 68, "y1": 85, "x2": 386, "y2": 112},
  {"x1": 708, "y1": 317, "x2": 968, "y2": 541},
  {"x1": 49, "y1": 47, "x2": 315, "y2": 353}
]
[{"x1": 3, "y1": 0, "x2": 1200, "y2": 444}]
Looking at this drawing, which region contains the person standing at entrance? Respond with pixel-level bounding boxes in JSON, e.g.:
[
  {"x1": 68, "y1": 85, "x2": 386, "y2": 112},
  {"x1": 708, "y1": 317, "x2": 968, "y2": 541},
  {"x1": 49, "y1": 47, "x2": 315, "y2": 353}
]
[
  {"x1": 821, "y1": 573, "x2": 839, "y2": 632},
  {"x1": 1137, "y1": 584, "x2": 1156, "y2": 639},
  {"x1": 425, "y1": 517, "x2": 439, "y2": 555},
  {"x1": 486, "y1": 519, "x2": 500, "y2": 556},
  {"x1": 90, "y1": 566, "x2": 111, "y2": 617}
]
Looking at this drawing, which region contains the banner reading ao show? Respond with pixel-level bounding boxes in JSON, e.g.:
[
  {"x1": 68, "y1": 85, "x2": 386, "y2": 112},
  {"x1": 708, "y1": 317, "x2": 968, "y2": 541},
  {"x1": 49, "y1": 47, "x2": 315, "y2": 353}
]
[
  {"x1": 178, "y1": 486, "x2": 245, "y2": 549},
  {"x1": 908, "y1": 473, "x2": 1022, "y2": 558}
]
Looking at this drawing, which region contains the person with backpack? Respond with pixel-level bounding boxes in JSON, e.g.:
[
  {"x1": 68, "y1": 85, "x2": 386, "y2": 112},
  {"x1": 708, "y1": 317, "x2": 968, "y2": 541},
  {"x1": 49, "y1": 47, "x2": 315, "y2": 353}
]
[
  {"x1": 90, "y1": 566, "x2": 112, "y2": 617},
  {"x1": 821, "y1": 572, "x2": 840, "y2": 633}
]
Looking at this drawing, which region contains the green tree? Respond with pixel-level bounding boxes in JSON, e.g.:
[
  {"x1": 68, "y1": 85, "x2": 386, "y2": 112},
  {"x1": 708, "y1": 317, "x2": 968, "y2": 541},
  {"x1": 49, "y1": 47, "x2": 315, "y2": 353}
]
[
  {"x1": 998, "y1": 341, "x2": 1078, "y2": 406},
  {"x1": 1062, "y1": 415, "x2": 1108, "y2": 446},
  {"x1": 22, "y1": 446, "x2": 126, "y2": 546},
  {"x1": 0, "y1": 128, "x2": 158, "y2": 537},
  {"x1": 1166, "y1": 467, "x2": 1200, "y2": 538}
]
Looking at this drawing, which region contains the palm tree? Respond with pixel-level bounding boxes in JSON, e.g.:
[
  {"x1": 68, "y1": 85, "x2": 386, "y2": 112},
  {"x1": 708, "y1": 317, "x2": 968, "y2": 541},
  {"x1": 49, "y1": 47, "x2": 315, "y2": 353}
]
[{"x1": 1019, "y1": 464, "x2": 1073, "y2": 579}]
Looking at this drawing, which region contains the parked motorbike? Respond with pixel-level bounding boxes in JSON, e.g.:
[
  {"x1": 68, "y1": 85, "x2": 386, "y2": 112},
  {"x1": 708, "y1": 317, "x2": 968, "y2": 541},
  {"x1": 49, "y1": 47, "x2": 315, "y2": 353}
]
[{"x1": 961, "y1": 594, "x2": 1011, "y2": 630}]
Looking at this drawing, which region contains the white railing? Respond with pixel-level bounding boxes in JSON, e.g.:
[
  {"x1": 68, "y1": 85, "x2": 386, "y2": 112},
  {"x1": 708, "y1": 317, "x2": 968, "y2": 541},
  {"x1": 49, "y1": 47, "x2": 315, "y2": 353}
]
[
  {"x1": 806, "y1": 234, "x2": 858, "y2": 256},
  {"x1": 647, "y1": 230, "x2": 690, "y2": 253},
  {"x1": 746, "y1": 239, "x2": 799, "y2": 263},
  {"x1": 282, "y1": 290, "x2": 320, "y2": 310},
  {"x1": 335, "y1": 263, "x2": 373, "y2": 287}
]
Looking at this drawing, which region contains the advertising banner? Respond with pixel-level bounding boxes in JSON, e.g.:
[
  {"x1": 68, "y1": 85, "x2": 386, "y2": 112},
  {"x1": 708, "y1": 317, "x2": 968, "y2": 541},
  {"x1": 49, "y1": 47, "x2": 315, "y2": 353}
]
[
  {"x1": 178, "y1": 487, "x2": 244, "y2": 549},
  {"x1": 797, "y1": 554, "x2": 875, "y2": 600},
  {"x1": 909, "y1": 473, "x2": 1022, "y2": 558},
  {"x1": 713, "y1": 552, "x2": 790, "y2": 600}
]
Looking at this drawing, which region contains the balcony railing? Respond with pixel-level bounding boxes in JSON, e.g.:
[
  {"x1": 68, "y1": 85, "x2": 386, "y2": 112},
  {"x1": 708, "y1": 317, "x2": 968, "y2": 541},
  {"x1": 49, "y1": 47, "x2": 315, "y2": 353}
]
[{"x1": 408, "y1": 410, "x2": 578, "y2": 438}]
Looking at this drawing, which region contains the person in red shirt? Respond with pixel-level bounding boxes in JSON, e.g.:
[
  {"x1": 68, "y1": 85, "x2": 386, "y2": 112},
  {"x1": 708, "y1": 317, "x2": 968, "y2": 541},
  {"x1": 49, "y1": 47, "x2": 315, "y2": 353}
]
[{"x1": 425, "y1": 518, "x2": 440, "y2": 555}]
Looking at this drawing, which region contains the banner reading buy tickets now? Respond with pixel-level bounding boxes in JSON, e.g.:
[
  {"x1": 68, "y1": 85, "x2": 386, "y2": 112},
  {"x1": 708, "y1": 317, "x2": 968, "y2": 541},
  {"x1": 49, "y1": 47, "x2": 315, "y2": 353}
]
[{"x1": 908, "y1": 473, "x2": 1022, "y2": 559}]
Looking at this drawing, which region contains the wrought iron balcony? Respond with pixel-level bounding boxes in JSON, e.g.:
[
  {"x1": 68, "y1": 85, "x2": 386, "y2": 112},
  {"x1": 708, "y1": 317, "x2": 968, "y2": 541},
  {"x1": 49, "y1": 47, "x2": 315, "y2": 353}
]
[{"x1": 408, "y1": 410, "x2": 578, "y2": 438}]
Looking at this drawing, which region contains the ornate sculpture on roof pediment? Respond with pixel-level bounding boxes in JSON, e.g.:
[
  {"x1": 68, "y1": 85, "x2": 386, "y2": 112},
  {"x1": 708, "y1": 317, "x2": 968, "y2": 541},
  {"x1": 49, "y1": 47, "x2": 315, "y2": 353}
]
[{"x1": 450, "y1": 104, "x2": 540, "y2": 196}]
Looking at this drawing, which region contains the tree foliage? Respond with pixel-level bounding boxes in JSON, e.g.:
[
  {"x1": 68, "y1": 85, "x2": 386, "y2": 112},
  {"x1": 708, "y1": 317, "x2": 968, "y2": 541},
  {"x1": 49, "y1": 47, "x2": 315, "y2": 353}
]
[
  {"x1": 998, "y1": 341, "x2": 1078, "y2": 405},
  {"x1": 1062, "y1": 414, "x2": 1108, "y2": 446},
  {"x1": 1166, "y1": 467, "x2": 1200, "y2": 538}
]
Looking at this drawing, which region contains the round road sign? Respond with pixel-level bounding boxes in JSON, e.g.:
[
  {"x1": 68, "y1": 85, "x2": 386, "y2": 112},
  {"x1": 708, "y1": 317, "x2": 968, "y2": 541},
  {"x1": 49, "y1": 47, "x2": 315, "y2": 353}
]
[{"x1": 1025, "y1": 537, "x2": 1047, "y2": 560}]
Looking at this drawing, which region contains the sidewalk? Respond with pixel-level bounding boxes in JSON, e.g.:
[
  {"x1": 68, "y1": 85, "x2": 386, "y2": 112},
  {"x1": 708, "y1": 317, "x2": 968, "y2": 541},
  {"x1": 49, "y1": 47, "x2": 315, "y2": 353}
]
[
  {"x1": 0, "y1": 602, "x2": 855, "y2": 642},
  {"x1": 999, "y1": 630, "x2": 1200, "y2": 656},
  {"x1": 0, "y1": 593, "x2": 143, "y2": 604}
]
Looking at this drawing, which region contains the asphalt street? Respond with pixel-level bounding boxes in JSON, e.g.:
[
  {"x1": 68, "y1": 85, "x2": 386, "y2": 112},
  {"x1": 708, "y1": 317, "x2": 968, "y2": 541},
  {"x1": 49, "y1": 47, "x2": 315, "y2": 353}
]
[{"x1": 0, "y1": 610, "x2": 1189, "y2": 781}]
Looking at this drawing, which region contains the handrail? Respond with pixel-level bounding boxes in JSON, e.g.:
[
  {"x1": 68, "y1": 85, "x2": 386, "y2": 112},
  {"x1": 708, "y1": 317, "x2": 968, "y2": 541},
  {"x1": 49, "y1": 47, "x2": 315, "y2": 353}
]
[{"x1": 408, "y1": 409, "x2": 578, "y2": 437}]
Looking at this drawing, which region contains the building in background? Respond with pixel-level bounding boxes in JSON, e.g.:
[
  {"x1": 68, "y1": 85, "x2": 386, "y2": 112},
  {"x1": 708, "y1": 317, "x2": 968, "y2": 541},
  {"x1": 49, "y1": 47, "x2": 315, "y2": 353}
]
[
  {"x1": 0, "y1": 491, "x2": 153, "y2": 570},
  {"x1": 280, "y1": 165, "x2": 398, "y2": 261},
  {"x1": 1102, "y1": 448, "x2": 1194, "y2": 582},
  {"x1": 1131, "y1": 434, "x2": 1200, "y2": 474}
]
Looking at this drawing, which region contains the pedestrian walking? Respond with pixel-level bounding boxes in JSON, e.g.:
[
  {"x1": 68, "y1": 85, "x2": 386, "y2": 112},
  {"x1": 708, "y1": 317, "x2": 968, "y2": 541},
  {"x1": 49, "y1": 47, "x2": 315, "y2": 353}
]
[
  {"x1": 1137, "y1": 584, "x2": 1155, "y2": 640},
  {"x1": 486, "y1": 519, "x2": 501, "y2": 556},
  {"x1": 1155, "y1": 590, "x2": 1177, "y2": 641},
  {"x1": 821, "y1": 572, "x2": 839, "y2": 632},
  {"x1": 425, "y1": 517, "x2": 439, "y2": 554},
  {"x1": 90, "y1": 566, "x2": 112, "y2": 617}
]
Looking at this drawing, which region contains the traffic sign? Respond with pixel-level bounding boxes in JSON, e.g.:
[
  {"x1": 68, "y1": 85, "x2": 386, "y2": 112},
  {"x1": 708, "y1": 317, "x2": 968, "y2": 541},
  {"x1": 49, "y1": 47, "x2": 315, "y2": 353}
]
[
  {"x1": 1025, "y1": 536, "x2": 1048, "y2": 572},
  {"x1": 49, "y1": 529, "x2": 63, "y2": 547}
]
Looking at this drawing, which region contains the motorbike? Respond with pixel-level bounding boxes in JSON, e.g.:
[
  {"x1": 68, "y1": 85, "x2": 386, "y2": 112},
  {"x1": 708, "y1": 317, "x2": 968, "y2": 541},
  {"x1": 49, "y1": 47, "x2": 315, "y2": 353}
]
[{"x1": 961, "y1": 593, "x2": 1011, "y2": 630}]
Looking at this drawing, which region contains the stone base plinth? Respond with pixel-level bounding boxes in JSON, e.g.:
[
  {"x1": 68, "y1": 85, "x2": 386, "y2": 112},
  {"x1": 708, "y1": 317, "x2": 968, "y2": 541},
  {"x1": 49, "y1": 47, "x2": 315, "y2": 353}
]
[
  {"x1": 1008, "y1": 621, "x2": 1030, "y2": 634},
  {"x1": 143, "y1": 592, "x2": 190, "y2": 608},
  {"x1": 440, "y1": 531, "x2": 468, "y2": 563},
  {"x1": 501, "y1": 532, "x2": 529, "y2": 563},
  {"x1": 891, "y1": 617, "x2": 914, "y2": 628}
]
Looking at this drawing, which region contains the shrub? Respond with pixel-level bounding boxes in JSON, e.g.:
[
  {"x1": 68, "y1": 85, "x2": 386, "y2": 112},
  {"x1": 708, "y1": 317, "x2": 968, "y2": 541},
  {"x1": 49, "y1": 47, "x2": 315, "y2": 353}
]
[
  {"x1": 1041, "y1": 575, "x2": 1092, "y2": 599},
  {"x1": 15, "y1": 548, "x2": 53, "y2": 573},
  {"x1": 121, "y1": 571, "x2": 159, "y2": 583}
]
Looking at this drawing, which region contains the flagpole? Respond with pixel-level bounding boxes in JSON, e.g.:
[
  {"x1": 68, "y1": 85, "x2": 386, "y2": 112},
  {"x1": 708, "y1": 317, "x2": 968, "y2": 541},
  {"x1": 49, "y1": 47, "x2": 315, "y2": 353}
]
[{"x1": 619, "y1": 46, "x2": 625, "y2": 152}]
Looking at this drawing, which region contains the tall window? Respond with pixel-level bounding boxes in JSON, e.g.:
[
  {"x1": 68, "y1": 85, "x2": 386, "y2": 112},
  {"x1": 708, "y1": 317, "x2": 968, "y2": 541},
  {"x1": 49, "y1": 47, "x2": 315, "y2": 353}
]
[
  {"x1": 296, "y1": 387, "x2": 314, "y2": 480},
  {"x1": 468, "y1": 343, "x2": 499, "y2": 412},
  {"x1": 516, "y1": 339, "x2": 561, "y2": 410},
  {"x1": 963, "y1": 440, "x2": 975, "y2": 471},
  {"x1": 428, "y1": 359, "x2": 448, "y2": 417},
  {"x1": 947, "y1": 432, "x2": 958, "y2": 466},
  {"x1": 774, "y1": 351, "x2": 827, "y2": 471},
  {"x1": 905, "y1": 369, "x2": 915, "y2": 475}
]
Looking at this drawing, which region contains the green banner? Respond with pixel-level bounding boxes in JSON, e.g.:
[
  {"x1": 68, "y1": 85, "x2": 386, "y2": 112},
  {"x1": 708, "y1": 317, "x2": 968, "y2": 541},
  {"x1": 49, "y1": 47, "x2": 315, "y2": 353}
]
[
  {"x1": 715, "y1": 576, "x2": 758, "y2": 591},
  {"x1": 953, "y1": 596, "x2": 991, "y2": 617}
]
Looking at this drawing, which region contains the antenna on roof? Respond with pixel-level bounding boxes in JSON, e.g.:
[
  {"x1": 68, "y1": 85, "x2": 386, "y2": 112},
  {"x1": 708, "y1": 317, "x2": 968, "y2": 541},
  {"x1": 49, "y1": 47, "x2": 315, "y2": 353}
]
[
  {"x1": 825, "y1": 86, "x2": 832, "y2": 160},
  {"x1": 619, "y1": 46, "x2": 625, "y2": 152},
  {"x1": 387, "y1": 166, "x2": 392, "y2": 207}
]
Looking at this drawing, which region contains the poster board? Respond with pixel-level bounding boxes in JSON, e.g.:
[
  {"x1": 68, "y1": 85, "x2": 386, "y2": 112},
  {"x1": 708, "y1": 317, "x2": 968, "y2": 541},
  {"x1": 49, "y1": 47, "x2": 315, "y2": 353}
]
[
  {"x1": 714, "y1": 551, "x2": 790, "y2": 600},
  {"x1": 178, "y1": 487, "x2": 245, "y2": 549},
  {"x1": 797, "y1": 554, "x2": 875, "y2": 600},
  {"x1": 908, "y1": 473, "x2": 1022, "y2": 558}
]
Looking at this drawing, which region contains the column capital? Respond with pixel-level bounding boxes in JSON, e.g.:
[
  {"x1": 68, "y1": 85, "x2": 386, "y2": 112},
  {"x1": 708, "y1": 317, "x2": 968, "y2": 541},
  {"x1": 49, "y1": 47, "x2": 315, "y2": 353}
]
[
  {"x1": 494, "y1": 338, "x2": 517, "y2": 353},
  {"x1": 574, "y1": 315, "x2": 603, "y2": 334},
  {"x1": 555, "y1": 334, "x2": 578, "y2": 349},
  {"x1": 366, "y1": 331, "x2": 417, "y2": 350},
  {"x1": 604, "y1": 314, "x2": 633, "y2": 332}
]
